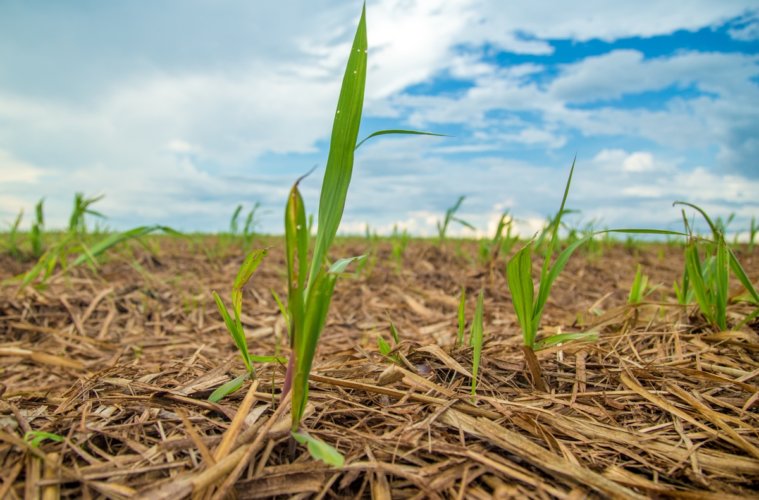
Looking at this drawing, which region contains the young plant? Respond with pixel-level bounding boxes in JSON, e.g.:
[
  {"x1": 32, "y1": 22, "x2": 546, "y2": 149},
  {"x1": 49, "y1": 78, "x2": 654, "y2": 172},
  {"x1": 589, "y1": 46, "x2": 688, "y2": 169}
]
[
  {"x1": 675, "y1": 202, "x2": 759, "y2": 331},
  {"x1": 229, "y1": 204, "x2": 243, "y2": 234},
  {"x1": 24, "y1": 430, "x2": 64, "y2": 448},
  {"x1": 506, "y1": 160, "x2": 597, "y2": 390},
  {"x1": 628, "y1": 264, "x2": 655, "y2": 305},
  {"x1": 242, "y1": 202, "x2": 261, "y2": 247},
  {"x1": 271, "y1": 4, "x2": 440, "y2": 463},
  {"x1": 390, "y1": 224, "x2": 410, "y2": 269},
  {"x1": 749, "y1": 216, "x2": 757, "y2": 252},
  {"x1": 377, "y1": 322, "x2": 401, "y2": 364},
  {"x1": 69, "y1": 193, "x2": 104, "y2": 236},
  {"x1": 30, "y1": 199, "x2": 44, "y2": 259},
  {"x1": 437, "y1": 196, "x2": 475, "y2": 243},
  {"x1": 19, "y1": 194, "x2": 178, "y2": 288},
  {"x1": 469, "y1": 289, "x2": 484, "y2": 400},
  {"x1": 5, "y1": 208, "x2": 23, "y2": 259},
  {"x1": 210, "y1": 249, "x2": 284, "y2": 402}
]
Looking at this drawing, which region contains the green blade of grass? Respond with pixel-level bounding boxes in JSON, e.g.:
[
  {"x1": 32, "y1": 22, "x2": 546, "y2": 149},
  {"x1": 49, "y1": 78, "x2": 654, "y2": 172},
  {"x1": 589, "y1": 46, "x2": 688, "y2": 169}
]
[
  {"x1": 538, "y1": 158, "x2": 576, "y2": 289},
  {"x1": 355, "y1": 129, "x2": 447, "y2": 150},
  {"x1": 292, "y1": 432, "x2": 344, "y2": 467},
  {"x1": 715, "y1": 237, "x2": 729, "y2": 330},
  {"x1": 377, "y1": 336, "x2": 392, "y2": 356},
  {"x1": 212, "y1": 291, "x2": 252, "y2": 373},
  {"x1": 507, "y1": 244, "x2": 536, "y2": 347},
  {"x1": 389, "y1": 322, "x2": 400, "y2": 344},
  {"x1": 284, "y1": 180, "x2": 310, "y2": 388},
  {"x1": 292, "y1": 270, "x2": 338, "y2": 430},
  {"x1": 685, "y1": 244, "x2": 714, "y2": 327},
  {"x1": 24, "y1": 431, "x2": 65, "y2": 448},
  {"x1": 208, "y1": 373, "x2": 249, "y2": 402},
  {"x1": 534, "y1": 235, "x2": 591, "y2": 332},
  {"x1": 729, "y1": 248, "x2": 759, "y2": 304},
  {"x1": 673, "y1": 201, "x2": 720, "y2": 240},
  {"x1": 232, "y1": 249, "x2": 268, "y2": 317},
  {"x1": 72, "y1": 225, "x2": 178, "y2": 266},
  {"x1": 308, "y1": 4, "x2": 368, "y2": 289}
]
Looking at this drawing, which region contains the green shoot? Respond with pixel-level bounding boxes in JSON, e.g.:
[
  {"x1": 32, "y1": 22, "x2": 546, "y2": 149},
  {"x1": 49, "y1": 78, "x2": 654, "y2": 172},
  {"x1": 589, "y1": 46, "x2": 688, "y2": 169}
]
[
  {"x1": 19, "y1": 193, "x2": 180, "y2": 288},
  {"x1": 389, "y1": 321, "x2": 400, "y2": 344},
  {"x1": 390, "y1": 224, "x2": 409, "y2": 269},
  {"x1": 437, "y1": 196, "x2": 475, "y2": 243},
  {"x1": 506, "y1": 159, "x2": 589, "y2": 350},
  {"x1": 30, "y1": 198, "x2": 44, "y2": 258},
  {"x1": 469, "y1": 290, "x2": 484, "y2": 400},
  {"x1": 242, "y1": 202, "x2": 261, "y2": 247},
  {"x1": 24, "y1": 430, "x2": 64, "y2": 448},
  {"x1": 69, "y1": 193, "x2": 104, "y2": 235},
  {"x1": 208, "y1": 374, "x2": 248, "y2": 403},
  {"x1": 377, "y1": 336, "x2": 392, "y2": 356},
  {"x1": 749, "y1": 216, "x2": 757, "y2": 252},
  {"x1": 271, "y1": 3, "x2": 441, "y2": 463},
  {"x1": 230, "y1": 204, "x2": 243, "y2": 233},
  {"x1": 211, "y1": 249, "x2": 285, "y2": 400},
  {"x1": 456, "y1": 287, "x2": 466, "y2": 347},
  {"x1": 628, "y1": 264, "x2": 653, "y2": 305},
  {"x1": 674, "y1": 201, "x2": 759, "y2": 330},
  {"x1": 292, "y1": 432, "x2": 344, "y2": 467},
  {"x1": 6, "y1": 208, "x2": 23, "y2": 259},
  {"x1": 378, "y1": 321, "x2": 401, "y2": 363}
]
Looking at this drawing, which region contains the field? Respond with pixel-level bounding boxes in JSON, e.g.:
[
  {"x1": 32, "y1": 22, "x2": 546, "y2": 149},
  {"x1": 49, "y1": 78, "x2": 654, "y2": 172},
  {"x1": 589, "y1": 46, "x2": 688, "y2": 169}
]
[{"x1": 1, "y1": 235, "x2": 758, "y2": 498}]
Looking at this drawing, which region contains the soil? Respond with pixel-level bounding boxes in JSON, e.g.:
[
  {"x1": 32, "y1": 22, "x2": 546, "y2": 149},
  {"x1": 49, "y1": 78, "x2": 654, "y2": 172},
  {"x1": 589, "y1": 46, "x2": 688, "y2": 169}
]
[{"x1": 1, "y1": 237, "x2": 758, "y2": 499}]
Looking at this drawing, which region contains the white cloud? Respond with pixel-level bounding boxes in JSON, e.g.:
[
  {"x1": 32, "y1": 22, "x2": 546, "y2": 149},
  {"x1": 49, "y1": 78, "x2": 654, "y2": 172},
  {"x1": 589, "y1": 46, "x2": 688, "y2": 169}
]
[
  {"x1": 0, "y1": 0, "x2": 757, "y2": 233},
  {"x1": 0, "y1": 149, "x2": 44, "y2": 183}
]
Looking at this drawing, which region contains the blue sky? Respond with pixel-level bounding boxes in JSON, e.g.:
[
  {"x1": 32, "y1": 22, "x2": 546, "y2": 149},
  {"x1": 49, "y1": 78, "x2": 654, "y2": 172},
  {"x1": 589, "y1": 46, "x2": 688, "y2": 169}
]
[{"x1": 1, "y1": 0, "x2": 757, "y2": 237}]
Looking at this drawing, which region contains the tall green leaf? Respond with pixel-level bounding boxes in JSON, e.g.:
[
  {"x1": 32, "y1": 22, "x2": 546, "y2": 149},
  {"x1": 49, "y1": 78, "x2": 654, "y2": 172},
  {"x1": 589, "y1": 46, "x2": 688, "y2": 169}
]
[
  {"x1": 507, "y1": 244, "x2": 536, "y2": 347},
  {"x1": 308, "y1": 4, "x2": 368, "y2": 289}
]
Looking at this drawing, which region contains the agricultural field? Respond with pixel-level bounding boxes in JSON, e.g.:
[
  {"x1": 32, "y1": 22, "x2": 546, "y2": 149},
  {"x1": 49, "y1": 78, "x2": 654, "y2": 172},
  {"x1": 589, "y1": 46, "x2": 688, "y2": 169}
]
[
  {"x1": 2, "y1": 4, "x2": 759, "y2": 499},
  {"x1": 1, "y1": 226, "x2": 758, "y2": 498}
]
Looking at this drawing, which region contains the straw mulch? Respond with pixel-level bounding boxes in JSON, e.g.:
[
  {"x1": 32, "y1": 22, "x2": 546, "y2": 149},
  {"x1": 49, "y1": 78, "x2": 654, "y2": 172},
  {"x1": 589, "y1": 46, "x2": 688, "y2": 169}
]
[{"x1": 1, "y1": 238, "x2": 757, "y2": 499}]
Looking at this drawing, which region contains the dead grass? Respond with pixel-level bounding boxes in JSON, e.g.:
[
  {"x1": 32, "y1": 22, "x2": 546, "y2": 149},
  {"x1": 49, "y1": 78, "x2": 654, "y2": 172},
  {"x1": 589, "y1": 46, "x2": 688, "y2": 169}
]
[{"x1": 1, "y1": 237, "x2": 757, "y2": 498}]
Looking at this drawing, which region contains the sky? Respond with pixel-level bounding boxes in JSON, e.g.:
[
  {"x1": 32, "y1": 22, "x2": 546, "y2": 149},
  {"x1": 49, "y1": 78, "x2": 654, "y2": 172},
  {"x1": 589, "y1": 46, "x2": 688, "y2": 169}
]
[{"x1": 1, "y1": 0, "x2": 758, "y2": 238}]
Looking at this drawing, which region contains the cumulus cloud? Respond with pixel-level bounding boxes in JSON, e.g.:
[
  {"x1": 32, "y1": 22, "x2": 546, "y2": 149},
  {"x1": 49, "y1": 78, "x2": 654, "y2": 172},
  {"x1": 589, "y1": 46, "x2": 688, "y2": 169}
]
[{"x1": 0, "y1": 0, "x2": 757, "y2": 233}]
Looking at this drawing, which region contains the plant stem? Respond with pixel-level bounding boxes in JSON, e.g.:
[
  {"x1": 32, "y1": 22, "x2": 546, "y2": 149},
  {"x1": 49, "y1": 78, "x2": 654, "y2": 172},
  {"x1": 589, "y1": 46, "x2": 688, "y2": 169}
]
[{"x1": 521, "y1": 346, "x2": 547, "y2": 392}]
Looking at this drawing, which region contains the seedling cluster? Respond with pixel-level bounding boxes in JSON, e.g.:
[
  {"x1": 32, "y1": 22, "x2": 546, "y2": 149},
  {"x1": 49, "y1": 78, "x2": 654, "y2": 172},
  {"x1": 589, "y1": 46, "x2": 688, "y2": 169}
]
[{"x1": 2, "y1": 3, "x2": 757, "y2": 481}]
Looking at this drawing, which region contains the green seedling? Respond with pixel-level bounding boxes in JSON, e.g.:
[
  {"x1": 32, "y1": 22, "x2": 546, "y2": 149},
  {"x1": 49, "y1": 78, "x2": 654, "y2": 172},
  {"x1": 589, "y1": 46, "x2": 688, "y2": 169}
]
[
  {"x1": 749, "y1": 216, "x2": 757, "y2": 252},
  {"x1": 211, "y1": 249, "x2": 285, "y2": 402},
  {"x1": 18, "y1": 193, "x2": 180, "y2": 288},
  {"x1": 480, "y1": 211, "x2": 518, "y2": 271},
  {"x1": 675, "y1": 202, "x2": 759, "y2": 331},
  {"x1": 390, "y1": 225, "x2": 410, "y2": 269},
  {"x1": 469, "y1": 289, "x2": 484, "y2": 400},
  {"x1": 229, "y1": 203, "x2": 261, "y2": 248},
  {"x1": 69, "y1": 193, "x2": 104, "y2": 235},
  {"x1": 259, "y1": 3, "x2": 440, "y2": 464},
  {"x1": 292, "y1": 432, "x2": 344, "y2": 467},
  {"x1": 437, "y1": 196, "x2": 475, "y2": 243},
  {"x1": 6, "y1": 208, "x2": 23, "y2": 259},
  {"x1": 24, "y1": 430, "x2": 64, "y2": 448},
  {"x1": 242, "y1": 202, "x2": 261, "y2": 247},
  {"x1": 377, "y1": 322, "x2": 401, "y2": 364},
  {"x1": 628, "y1": 264, "x2": 657, "y2": 305},
  {"x1": 29, "y1": 199, "x2": 44, "y2": 258},
  {"x1": 506, "y1": 160, "x2": 598, "y2": 390},
  {"x1": 230, "y1": 204, "x2": 243, "y2": 233}
]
